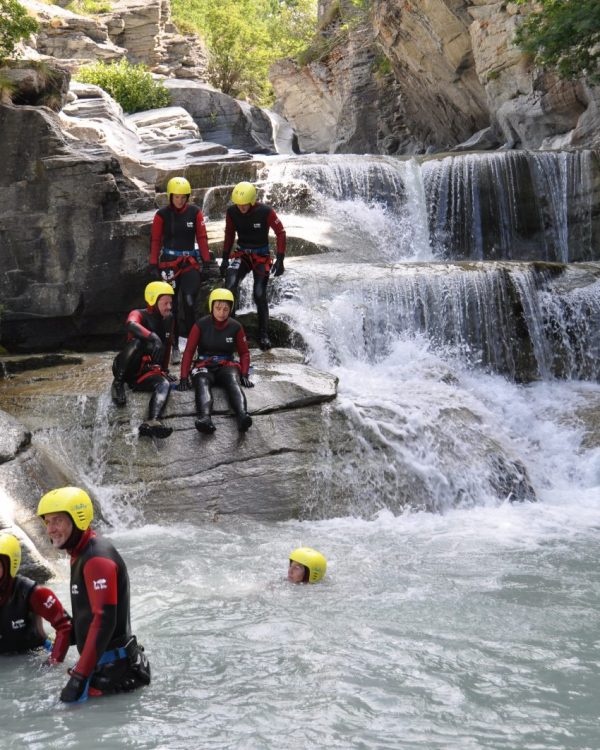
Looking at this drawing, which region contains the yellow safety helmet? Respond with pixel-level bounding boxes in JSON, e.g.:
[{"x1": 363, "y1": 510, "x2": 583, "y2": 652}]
[
  {"x1": 208, "y1": 287, "x2": 234, "y2": 313},
  {"x1": 166, "y1": 176, "x2": 191, "y2": 197},
  {"x1": 289, "y1": 547, "x2": 327, "y2": 584},
  {"x1": 37, "y1": 487, "x2": 94, "y2": 531},
  {"x1": 231, "y1": 181, "x2": 257, "y2": 206},
  {"x1": 145, "y1": 281, "x2": 174, "y2": 307},
  {"x1": 0, "y1": 533, "x2": 21, "y2": 578}
]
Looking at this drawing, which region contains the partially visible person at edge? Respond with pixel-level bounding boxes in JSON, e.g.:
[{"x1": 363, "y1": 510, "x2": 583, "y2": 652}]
[
  {"x1": 177, "y1": 287, "x2": 254, "y2": 434},
  {"x1": 287, "y1": 547, "x2": 327, "y2": 584},
  {"x1": 149, "y1": 176, "x2": 211, "y2": 365},
  {"x1": 220, "y1": 181, "x2": 286, "y2": 351},
  {"x1": 110, "y1": 281, "x2": 175, "y2": 439},
  {"x1": 0, "y1": 532, "x2": 72, "y2": 662},
  {"x1": 37, "y1": 487, "x2": 151, "y2": 703}
]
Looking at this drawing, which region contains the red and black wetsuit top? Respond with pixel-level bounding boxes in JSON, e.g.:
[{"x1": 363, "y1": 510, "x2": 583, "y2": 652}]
[
  {"x1": 69, "y1": 529, "x2": 131, "y2": 679},
  {"x1": 149, "y1": 203, "x2": 210, "y2": 266},
  {"x1": 126, "y1": 306, "x2": 173, "y2": 377},
  {"x1": 224, "y1": 203, "x2": 286, "y2": 255},
  {"x1": 0, "y1": 575, "x2": 71, "y2": 660},
  {"x1": 180, "y1": 315, "x2": 250, "y2": 379}
]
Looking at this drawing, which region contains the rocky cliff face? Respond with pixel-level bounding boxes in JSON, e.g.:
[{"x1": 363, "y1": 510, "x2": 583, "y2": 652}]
[{"x1": 271, "y1": 0, "x2": 600, "y2": 154}]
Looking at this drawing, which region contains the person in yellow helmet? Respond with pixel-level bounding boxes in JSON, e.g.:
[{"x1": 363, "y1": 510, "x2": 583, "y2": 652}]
[
  {"x1": 149, "y1": 176, "x2": 212, "y2": 364},
  {"x1": 37, "y1": 487, "x2": 151, "y2": 703},
  {"x1": 110, "y1": 281, "x2": 175, "y2": 438},
  {"x1": 177, "y1": 287, "x2": 254, "y2": 433},
  {"x1": 0, "y1": 532, "x2": 72, "y2": 661},
  {"x1": 288, "y1": 547, "x2": 327, "y2": 584},
  {"x1": 220, "y1": 181, "x2": 286, "y2": 350}
]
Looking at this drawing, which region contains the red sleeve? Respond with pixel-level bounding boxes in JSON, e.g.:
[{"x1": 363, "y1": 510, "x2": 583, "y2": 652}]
[
  {"x1": 126, "y1": 309, "x2": 152, "y2": 340},
  {"x1": 223, "y1": 212, "x2": 236, "y2": 257},
  {"x1": 236, "y1": 327, "x2": 250, "y2": 376},
  {"x1": 268, "y1": 209, "x2": 286, "y2": 255},
  {"x1": 150, "y1": 212, "x2": 164, "y2": 265},
  {"x1": 195, "y1": 211, "x2": 210, "y2": 263},
  {"x1": 181, "y1": 323, "x2": 201, "y2": 379},
  {"x1": 74, "y1": 557, "x2": 119, "y2": 678},
  {"x1": 29, "y1": 586, "x2": 72, "y2": 663}
]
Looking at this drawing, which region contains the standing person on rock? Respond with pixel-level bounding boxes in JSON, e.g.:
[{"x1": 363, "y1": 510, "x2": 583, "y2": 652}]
[
  {"x1": 110, "y1": 281, "x2": 175, "y2": 439},
  {"x1": 37, "y1": 487, "x2": 151, "y2": 703},
  {"x1": 177, "y1": 288, "x2": 254, "y2": 434},
  {"x1": 0, "y1": 532, "x2": 72, "y2": 662},
  {"x1": 149, "y1": 176, "x2": 212, "y2": 364},
  {"x1": 220, "y1": 181, "x2": 286, "y2": 351}
]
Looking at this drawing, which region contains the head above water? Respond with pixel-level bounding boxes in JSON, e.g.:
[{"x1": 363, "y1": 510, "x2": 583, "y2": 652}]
[
  {"x1": 288, "y1": 547, "x2": 327, "y2": 584},
  {"x1": 0, "y1": 533, "x2": 21, "y2": 580}
]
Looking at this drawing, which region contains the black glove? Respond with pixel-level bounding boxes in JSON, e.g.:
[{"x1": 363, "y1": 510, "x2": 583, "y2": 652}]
[
  {"x1": 60, "y1": 671, "x2": 88, "y2": 703},
  {"x1": 271, "y1": 254, "x2": 285, "y2": 277},
  {"x1": 220, "y1": 258, "x2": 229, "y2": 279},
  {"x1": 148, "y1": 264, "x2": 161, "y2": 280},
  {"x1": 177, "y1": 376, "x2": 191, "y2": 391},
  {"x1": 240, "y1": 375, "x2": 254, "y2": 388},
  {"x1": 147, "y1": 332, "x2": 164, "y2": 362}
]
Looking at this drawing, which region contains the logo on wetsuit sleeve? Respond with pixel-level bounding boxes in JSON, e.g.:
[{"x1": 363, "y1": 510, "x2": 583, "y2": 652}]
[
  {"x1": 93, "y1": 578, "x2": 108, "y2": 590},
  {"x1": 11, "y1": 619, "x2": 25, "y2": 630},
  {"x1": 71, "y1": 584, "x2": 79, "y2": 595},
  {"x1": 226, "y1": 337, "x2": 233, "y2": 343},
  {"x1": 253, "y1": 223, "x2": 261, "y2": 229},
  {"x1": 186, "y1": 221, "x2": 194, "y2": 228},
  {"x1": 43, "y1": 595, "x2": 56, "y2": 609}
]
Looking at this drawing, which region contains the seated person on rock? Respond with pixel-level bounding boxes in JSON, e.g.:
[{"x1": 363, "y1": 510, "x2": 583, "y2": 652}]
[
  {"x1": 0, "y1": 532, "x2": 72, "y2": 662},
  {"x1": 177, "y1": 288, "x2": 254, "y2": 434},
  {"x1": 111, "y1": 281, "x2": 175, "y2": 439},
  {"x1": 287, "y1": 547, "x2": 327, "y2": 584}
]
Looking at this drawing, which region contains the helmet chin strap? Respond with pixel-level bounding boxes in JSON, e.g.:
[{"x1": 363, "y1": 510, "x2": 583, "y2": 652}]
[{"x1": 61, "y1": 525, "x2": 84, "y2": 551}]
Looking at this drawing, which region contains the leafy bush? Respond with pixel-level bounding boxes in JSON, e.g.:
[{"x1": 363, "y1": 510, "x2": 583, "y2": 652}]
[
  {"x1": 0, "y1": 0, "x2": 39, "y2": 64},
  {"x1": 514, "y1": 0, "x2": 600, "y2": 83},
  {"x1": 74, "y1": 59, "x2": 170, "y2": 113},
  {"x1": 171, "y1": 0, "x2": 317, "y2": 105},
  {"x1": 65, "y1": 0, "x2": 112, "y2": 13}
]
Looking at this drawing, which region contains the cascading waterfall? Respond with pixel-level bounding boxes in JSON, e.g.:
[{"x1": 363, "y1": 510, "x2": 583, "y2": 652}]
[{"x1": 257, "y1": 152, "x2": 600, "y2": 515}]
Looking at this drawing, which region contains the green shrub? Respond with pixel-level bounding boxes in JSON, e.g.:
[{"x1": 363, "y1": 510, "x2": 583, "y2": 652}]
[
  {"x1": 65, "y1": 0, "x2": 112, "y2": 13},
  {"x1": 74, "y1": 59, "x2": 170, "y2": 113},
  {"x1": 171, "y1": 0, "x2": 317, "y2": 106},
  {"x1": 514, "y1": 0, "x2": 600, "y2": 83},
  {"x1": 0, "y1": 0, "x2": 39, "y2": 64}
]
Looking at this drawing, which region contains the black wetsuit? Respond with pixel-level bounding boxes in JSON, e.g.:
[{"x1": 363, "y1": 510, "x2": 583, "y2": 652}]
[
  {"x1": 112, "y1": 306, "x2": 173, "y2": 421},
  {"x1": 0, "y1": 576, "x2": 47, "y2": 653},
  {"x1": 181, "y1": 315, "x2": 251, "y2": 425},
  {"x1": 222, "y1": 203, "x2": 286, "y2": 342},
  {"x1": 69, "y1": 529, "x2": 150, "y2": 694}
]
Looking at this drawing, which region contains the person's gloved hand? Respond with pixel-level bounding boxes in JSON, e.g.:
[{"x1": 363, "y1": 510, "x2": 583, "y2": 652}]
[
  {"x1": 148, "y1": 332, "x2": 164, "y2": 361},
  {"x1": 148, "y1": 264, "x2": 161, "y2": 280},
  {"x1": 220, "y1": 258, "x2": 229, "y2": 279},
  {"x1": 240, "y1": 375, "x2": 254, "y2": 388},
  {"x1": 60, "y1": 671, "x2": 88, "y2": 703},
  {"x1": 166, "y1": 371, "x2": 178, "y2": 383},
  {"x1": 177, "y1": 376, "x2": 191, "y2": 391},
  {"x1": 271, "y1": 254, "x2": 285, "y2": 277}
]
